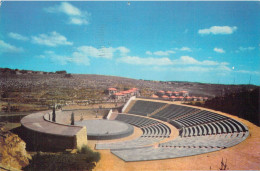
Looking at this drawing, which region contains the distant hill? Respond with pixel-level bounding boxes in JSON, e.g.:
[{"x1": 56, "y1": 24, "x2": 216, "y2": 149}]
[{"x1": 0, "y1": 67, "x2": 258, "y2": 107}]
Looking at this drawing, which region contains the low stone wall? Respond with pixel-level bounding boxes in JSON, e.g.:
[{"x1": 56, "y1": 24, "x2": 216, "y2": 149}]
[
  {"x1": 21, "y1": 111, "x2": 87, "y2": 151},
  {"x1": 87, "y1": 124, "x2": 134, "y2": 140}
]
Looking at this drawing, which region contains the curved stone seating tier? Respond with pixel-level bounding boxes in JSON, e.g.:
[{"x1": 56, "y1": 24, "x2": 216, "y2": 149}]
[
  {"x1": 175, "y1": 111, "x2": 228, "y2": 127},
  {"x1": 116, "y1": 114, "x2": 171, "y2": 138},
  {"x1": 160, "y1": 132, "x2": 248, "y2": 149},
  {"x1": 21, "y1": 111, "x2": 87, "y2": 151},
  {"x1": 111, "y1": 146, "x2": 220, "y2": 162},
  {"x1": 151, "y1": 104, "x2": 198, "y2": 120},
  {"x1": 96, "y1": 136, "x2": 165, "y2": 150},
  {"x1": 115, "y1": 114, "x2": 159, "y2": 127},
  {"x1": 96, "y1": 114, "x2": 171, "y2": 150},
  {"x1": 128, "y1": 100, "x2": 166, "y2": 116}
]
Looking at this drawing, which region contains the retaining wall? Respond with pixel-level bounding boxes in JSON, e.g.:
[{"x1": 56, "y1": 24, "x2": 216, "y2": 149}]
[{"x1": 21, "y1": 111, "x2": 87, "y2": 151}]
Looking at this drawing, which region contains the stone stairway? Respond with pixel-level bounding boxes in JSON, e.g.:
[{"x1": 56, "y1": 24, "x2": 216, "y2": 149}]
[
  {"x1": 124, "y1": 100, "x2": 137, "y2": 113},
  {"x1": 172, "y1": 109, "x2": 201, "y2": 120},
  {"x1": 149, "y1": 104, "x2": 170, "y2": 117}
]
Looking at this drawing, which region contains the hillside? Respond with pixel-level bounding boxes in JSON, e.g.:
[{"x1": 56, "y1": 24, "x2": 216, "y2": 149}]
[{"x1": 0, "y1": 67, "x2": 258, "y2": 111}]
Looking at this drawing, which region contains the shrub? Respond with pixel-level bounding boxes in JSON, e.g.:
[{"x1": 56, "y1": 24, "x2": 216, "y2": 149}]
[
  {"x1": 78, "y1": 145, "x2": 101, "y2": 162},
  {"x1": 24, "y1": 147, "x2": 100, "y2": 171}
]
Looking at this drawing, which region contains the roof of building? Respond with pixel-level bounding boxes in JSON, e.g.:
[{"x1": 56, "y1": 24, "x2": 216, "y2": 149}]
[
  {"x1": 108, "y1": 88, "x2": 117, "y2": 91},
  {"x1": 180, "y1": 91, "x2": 188, "y2": 93},
  {"x1": 114, "y1": 93, "x2": 124, "y2": 96},
  {"x1": 162, "y1": 95, "x2": 169, "y2": 98},
  {"x1": 151, "y1": 94, "x2": 159, "y2": 98}
]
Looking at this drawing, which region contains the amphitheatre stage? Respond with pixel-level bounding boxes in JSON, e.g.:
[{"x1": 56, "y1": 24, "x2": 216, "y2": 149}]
[{"x1": 75, "y1": 119, "x2": 134, "y2": 140}]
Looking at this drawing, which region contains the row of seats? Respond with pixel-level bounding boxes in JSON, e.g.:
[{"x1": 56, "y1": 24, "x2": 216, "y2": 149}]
[
  {"x1": 115, "y1": 114, "x2": 171, "y2": 138},
  {"x1": 152, "y1": 104, "x2": 198, "y2": 120},
  {"x1": 161, "y1": 132, "x2": 249, "y2": 149},
  {"x1": 175, "y1": 110, "x2": 228, "y2": 127},
  {"x1": 111, "y1": 145, "x2": 220, "y2": 162},
  {"x1": 109, "y1": 131, "x2": 249, "y2": 161},
  {"x1": 141, "y1": 123, "x2": 171, "y2": 138},
  {"x1": 115, "y1": 114, "x2": 159, "y2": 127},
  {"x1": 128, "y1": 100, "x2": 166, "y2": 116},
  {"x1": 96, "y1": 114, "x2": 172, "y2": 150},
  {"x1": 96, "y1": 136, "x2": 164, "y2": 150},
  {"x1": 180, "y1": 119, "x2": 248, "y2": 137}
]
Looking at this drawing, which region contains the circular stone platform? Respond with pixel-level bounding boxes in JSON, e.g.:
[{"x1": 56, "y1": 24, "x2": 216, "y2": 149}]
[{"x1": 75, "y1": 119, "x2": 134, "y2": 140}]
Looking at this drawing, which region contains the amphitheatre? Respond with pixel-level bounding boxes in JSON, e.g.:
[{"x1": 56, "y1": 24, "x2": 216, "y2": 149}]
[{"x1": 20, "y1": 96, "x2": 259, "y2": 170}]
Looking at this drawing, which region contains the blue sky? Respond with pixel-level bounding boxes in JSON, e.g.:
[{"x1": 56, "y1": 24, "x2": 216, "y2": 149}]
[{"x1": 0, "y1": 1, "x2": 259, "y2": 85}]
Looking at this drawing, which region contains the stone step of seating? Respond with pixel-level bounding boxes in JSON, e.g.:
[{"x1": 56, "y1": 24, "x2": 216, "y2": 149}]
[
  {"x1": 204, "y1": 124, "x2": 211, "y2": 135},
  {"x1": 222, "y1": 120, "x2": 236, "y2": 132},
  {"x1": 207, "y1": 123, "x2": 216, "y2": 134},
  {"x1": 96, "y1": 136, "x2": 164, "y2": 150},
  {"x1": 221, "y1": 120, "x2": 233, "y2": 133},
  {"x1": 216, "y1": 121, "x2": 227, "y2": 134},
  {"x1": 211, "y1": 122, "x2": 222, "y2": 134},
  {"x1": 231, "y1": 119, "x2": 248, "y2": 132},
  {"x1": 111, "y1": 146, "x2": 220, "y2": 162},
  {"x1": 128, "y1": 100, "x2": 166, "y2": 116}
]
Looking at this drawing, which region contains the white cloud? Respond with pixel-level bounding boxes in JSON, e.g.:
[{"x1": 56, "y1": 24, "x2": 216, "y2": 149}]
[
  {"x1": 172, "y1": 56, "x2": 221, "y2": 66},
  {"x1": 214, "y1": 48, "x2": 225, "y2": 53},
  {"x1": 117, "y1": 55, "x2": 227, "y2": 68},
  {"x1": 180, "y1": 47, "x2": 191, "y2": 52},
  {"x1": 37, "y1": 45, "x2": 129, "y2": 66},
  {"x1": 31, "y1": 31, "x2": 73, "y2": 47},
  {"x1": 236, "y1": 46, "x2": 255, "y2": 53},
  {"x1": 174, "y1": 47, "x2": 192, "y2": 52},
  {"x1": 44, "y1": 2, "x2": 90, "y2": 25},
  {"x1": 76, "y1": 46, "x2": 116, "y2": 59},
  {"x1": 145, "y1": 50, "x2": 175, "y2": 56},
  {"x1": 153, "y1": 62, "x2": 231, "y2": 73},
  {"x1": 145, "y1": 51, "x2": 152, "y2": 55},
  {"x1": 198, "y1": 26, "x2": 237, "y2": 35},
  {"x1": 0, "y1": 40, "x2": 24, "y2": 53},
  {"x1": 8, "y1": 32, "x2": 28, "y2": 41},
  {"x1": 39, "y1": 50, "x2": 89, "y2": 65},
  {"x1": 117, "y1": 46, "x2": 130, "y2": 55},
  {"x1": 236, "y1": 70, "x2": 260, "y2": 75},
  {"x1": 117, "y1": 56, "x2": 173, "y2": 66}
]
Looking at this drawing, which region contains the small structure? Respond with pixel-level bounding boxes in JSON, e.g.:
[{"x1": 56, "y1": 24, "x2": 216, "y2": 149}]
[
  {"x1": 192, "y1": 96, "x2": 198, "y2": 101},
  {"x1": 198, "y1": 97, "x2": 204, "y2": 101},
  {"x1": 113, "y1": 93, "x2": 125, "y2": 100},
  {"x1": 180, "y1": 91, "x2": 189, "y2": 97},
  {"x1": 170, "y1": 96, "x2": 177, "y2": 101},
  {"x1": 151, "y1": 94, "x2": 159, "y2": 98},
  {"x1": 203, "y1": 97, "x2": 209, "y2": 101},
  {"x1": 184, "y1": 96, "x2": 192, "y2": 101},
  {"x1": 108, "y1": 88, "x2": 117, "y2": 96},
  {"x1": 162, "y1": 95, "x2": 169, "y2": 99},
  {"x1": 172, "y1": 91, "x2": 179, "y2": 96},
  {"x1": 165, "y1": 91, "x2": 173, "y2": 97},
  {"x1": 157, "y1": 90, "x2": 165, "y2": 97}
]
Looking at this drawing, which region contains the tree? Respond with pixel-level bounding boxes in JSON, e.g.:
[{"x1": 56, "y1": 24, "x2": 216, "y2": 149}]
[
  {"x1": 71, "y1": 112, "x2": 75, "y2": 125},
  {"x1": 52, "y1": 105, "x2": 56, "y2": 122}
]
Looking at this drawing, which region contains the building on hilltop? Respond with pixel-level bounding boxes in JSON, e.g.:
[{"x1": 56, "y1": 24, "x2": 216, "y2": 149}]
[{"x1": 107, "y1": 88, "x2": 117, "y2": 96}]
